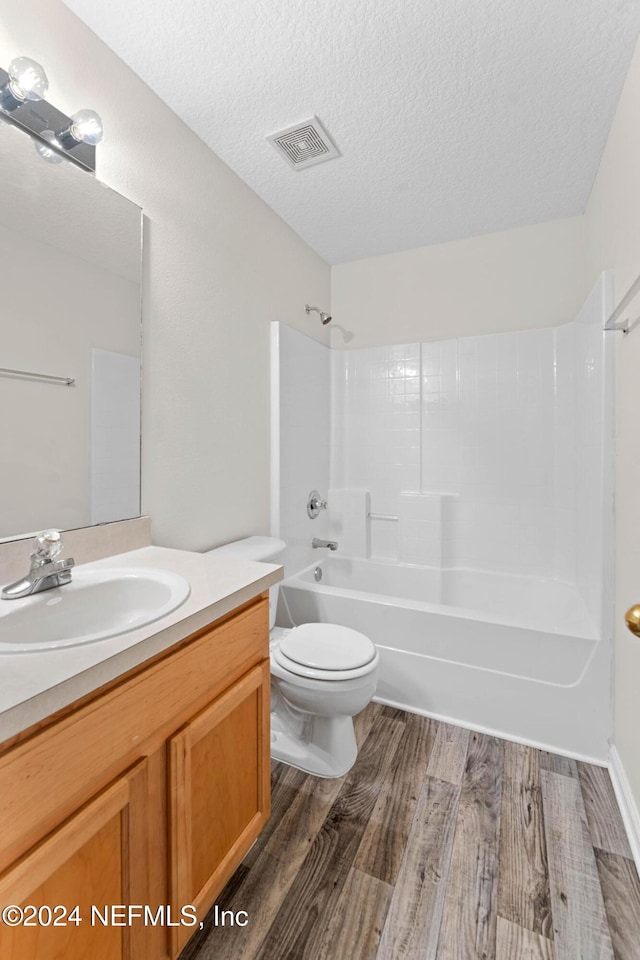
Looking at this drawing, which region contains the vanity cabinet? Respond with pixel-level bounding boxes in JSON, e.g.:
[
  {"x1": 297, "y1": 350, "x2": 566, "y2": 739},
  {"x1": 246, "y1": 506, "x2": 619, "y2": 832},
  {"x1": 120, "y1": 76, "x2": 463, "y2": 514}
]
[
  {"x1": 169, "y1": 661, "x2": 269, "y2": 956},
  {"x1": 0, "y1": 595, "x2": 270, "y2": 960}
]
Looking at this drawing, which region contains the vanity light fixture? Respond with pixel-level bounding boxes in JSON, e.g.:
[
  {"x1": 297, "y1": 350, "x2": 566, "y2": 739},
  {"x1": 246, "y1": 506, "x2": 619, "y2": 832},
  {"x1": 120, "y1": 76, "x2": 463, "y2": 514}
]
[
  {"x1": 0, "y1": 57, "x2": 48, "y2": 112},
  {"x1": 0, "y1": 55, "x2": 103, "y2": 172}
]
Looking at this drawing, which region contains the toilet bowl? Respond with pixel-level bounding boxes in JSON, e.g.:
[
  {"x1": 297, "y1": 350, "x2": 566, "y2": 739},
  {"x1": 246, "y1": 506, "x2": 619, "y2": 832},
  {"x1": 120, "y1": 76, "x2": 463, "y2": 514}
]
[
  {"x1": 270, "y1": 622, "x2": 379, "y2": 777},
  {"x1": 206, "y1": 537, "x2": 379, "y2": 777}
]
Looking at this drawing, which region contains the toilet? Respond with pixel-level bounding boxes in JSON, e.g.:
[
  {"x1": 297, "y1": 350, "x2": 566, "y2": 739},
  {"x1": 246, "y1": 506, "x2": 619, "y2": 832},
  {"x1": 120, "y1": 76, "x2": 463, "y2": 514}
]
[{"x1": 207, "y1": 536, "x2": 379, "y2": 777}]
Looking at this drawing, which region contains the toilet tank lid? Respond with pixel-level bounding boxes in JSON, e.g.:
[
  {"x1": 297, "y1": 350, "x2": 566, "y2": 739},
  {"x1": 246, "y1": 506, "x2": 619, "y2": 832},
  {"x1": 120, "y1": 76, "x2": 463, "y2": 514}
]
[{"x1": 206, "y1": 536, "x2": 286, "y2": 562}]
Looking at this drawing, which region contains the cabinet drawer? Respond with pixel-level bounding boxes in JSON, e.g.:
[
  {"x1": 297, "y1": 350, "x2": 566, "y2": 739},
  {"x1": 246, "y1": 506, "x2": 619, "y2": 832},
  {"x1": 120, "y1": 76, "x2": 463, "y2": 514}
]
[{"x1": 0, "y1": 597, "x2": 268, "y2": 871}]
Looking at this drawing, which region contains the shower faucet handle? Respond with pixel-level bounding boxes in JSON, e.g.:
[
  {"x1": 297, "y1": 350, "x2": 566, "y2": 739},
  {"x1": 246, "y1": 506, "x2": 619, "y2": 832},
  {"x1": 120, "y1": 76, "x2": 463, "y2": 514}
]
[{"x1": 307, "y1": 490, "x2": 328, "y2": 519}]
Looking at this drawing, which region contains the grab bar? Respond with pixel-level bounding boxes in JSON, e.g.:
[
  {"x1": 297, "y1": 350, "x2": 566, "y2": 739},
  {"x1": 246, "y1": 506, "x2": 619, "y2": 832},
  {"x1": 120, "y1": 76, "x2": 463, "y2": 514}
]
[
  {"x1": 368, "y1": 512, "x2": 398, "y2": 522},
  {"x1": 0, "y1": 367, "x2": 75, "y2": 386}
]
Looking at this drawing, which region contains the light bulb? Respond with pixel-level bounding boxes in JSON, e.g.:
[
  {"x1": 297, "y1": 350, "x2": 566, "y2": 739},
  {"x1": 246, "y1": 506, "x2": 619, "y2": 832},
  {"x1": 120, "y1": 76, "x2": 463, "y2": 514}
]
[
  {"x1": 35, "y1": 130, "x2": 63, "y2": 165},
  {"x1": 7, "y1": 56, "x2": 48, "y2": 102},
  {"x1": 69, "y1": 109, "x2": 104, "y2": 145}
]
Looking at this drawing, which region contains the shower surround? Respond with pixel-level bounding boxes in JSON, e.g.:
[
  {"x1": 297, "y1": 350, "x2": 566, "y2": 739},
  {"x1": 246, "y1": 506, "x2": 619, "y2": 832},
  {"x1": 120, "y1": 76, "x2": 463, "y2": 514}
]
[{"x1": 272, "y1": 274, "x2": 613, "y2": 759}]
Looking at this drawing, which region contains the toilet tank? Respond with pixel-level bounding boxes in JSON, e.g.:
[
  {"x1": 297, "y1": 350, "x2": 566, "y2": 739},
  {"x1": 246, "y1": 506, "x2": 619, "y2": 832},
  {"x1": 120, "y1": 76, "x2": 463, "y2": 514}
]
[{"x1": 205, "y1": 536, "x2": 285, "y2": 629}]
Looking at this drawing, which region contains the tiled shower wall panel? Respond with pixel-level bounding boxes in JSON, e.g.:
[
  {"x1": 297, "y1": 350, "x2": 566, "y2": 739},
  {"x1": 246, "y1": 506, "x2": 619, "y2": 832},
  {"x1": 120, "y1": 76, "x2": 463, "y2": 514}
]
[
  {"x1": 449, "y1": 329, "x2": 558, "y2": 576},
  {"x1": 571, "y1": 275, "x2": 613, "y2": 634},
  {"x1": 331, "y1": 343, "x2": 421, "y2": 560},
  {"x1": 331, "y1": 301, "x2": 608, "y2": 585}
]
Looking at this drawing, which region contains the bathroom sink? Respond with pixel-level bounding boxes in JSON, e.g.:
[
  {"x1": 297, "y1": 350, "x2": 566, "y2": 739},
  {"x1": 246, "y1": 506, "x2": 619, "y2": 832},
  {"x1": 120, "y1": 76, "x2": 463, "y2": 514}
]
[{"x1": 0, "y1": 568, "x2": 191, "y2": 653}]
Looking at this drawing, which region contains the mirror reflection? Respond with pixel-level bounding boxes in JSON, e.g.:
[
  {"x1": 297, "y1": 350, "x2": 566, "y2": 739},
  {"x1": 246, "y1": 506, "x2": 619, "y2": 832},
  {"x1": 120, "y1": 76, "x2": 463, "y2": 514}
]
[{"x1": 0, "y1": 119, "x2": 142, "y2": 542}]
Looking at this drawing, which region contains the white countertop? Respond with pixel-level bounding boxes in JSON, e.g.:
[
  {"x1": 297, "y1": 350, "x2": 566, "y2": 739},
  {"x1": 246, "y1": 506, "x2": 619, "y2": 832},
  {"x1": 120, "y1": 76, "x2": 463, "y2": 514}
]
[{"x1": 0, "y1": 545, "x2": 282, "y2": 742}]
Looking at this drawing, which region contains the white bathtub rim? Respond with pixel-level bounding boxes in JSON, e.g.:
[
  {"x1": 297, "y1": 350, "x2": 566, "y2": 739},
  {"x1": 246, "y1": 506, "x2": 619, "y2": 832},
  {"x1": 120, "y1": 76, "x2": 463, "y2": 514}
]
[
  {"x1": 284, "y1": 578, "x2": 596, "y2": 643},
  {"x1": 301, "y1": 555, "x2": 580, "y2": 589},
  {"x1": 285, "y1": 561, "x2": 599, "y2": 642},
  {"x1": 281, "y1": 574, "x2": 600, "y2": 687},
  {"x1": 372, "y1": 695, "x2": 609, "y2": 768},
  {"x1": 373, "y1": 640, "x2": 598, "y2": 690}
]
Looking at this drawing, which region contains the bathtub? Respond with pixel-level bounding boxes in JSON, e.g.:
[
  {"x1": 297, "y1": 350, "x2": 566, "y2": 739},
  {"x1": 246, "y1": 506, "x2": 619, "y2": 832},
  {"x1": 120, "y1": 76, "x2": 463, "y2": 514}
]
[{"x1": 279, "y1": 556, "x2": 610, "y2": 762}]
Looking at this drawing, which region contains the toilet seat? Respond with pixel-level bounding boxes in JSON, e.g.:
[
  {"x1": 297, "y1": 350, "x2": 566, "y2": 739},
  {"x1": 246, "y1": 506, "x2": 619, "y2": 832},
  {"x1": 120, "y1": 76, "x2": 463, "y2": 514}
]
[{"x1": 273, "y1": 623, "x2": 378, "y2": 681}]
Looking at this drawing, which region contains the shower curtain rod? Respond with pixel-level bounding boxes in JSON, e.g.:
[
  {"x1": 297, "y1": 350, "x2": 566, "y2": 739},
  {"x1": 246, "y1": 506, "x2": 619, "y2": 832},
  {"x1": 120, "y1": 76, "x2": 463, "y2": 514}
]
[{"x1": 603, "y1": 273, "x2": 640, "y2": 334}]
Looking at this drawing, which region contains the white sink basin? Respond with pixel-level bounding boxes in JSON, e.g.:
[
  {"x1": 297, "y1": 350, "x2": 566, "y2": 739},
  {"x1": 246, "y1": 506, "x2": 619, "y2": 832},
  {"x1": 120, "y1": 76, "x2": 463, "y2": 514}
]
[{"x1": 0, "y1": 567, "x2": 191, "y2": 653}]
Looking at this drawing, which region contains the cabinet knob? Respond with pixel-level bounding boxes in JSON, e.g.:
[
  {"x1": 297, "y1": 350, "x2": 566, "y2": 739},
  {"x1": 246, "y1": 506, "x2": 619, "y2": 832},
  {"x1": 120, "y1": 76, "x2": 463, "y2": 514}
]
[{"x1": 624, "y1": 604, "x2": 640, "y2": 636}]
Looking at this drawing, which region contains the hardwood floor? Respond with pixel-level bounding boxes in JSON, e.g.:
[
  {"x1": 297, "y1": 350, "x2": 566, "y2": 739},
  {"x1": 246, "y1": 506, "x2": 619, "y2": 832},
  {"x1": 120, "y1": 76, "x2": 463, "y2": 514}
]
[{"x1": 181, "y1": 704, "x2": 640, "y2": 960}]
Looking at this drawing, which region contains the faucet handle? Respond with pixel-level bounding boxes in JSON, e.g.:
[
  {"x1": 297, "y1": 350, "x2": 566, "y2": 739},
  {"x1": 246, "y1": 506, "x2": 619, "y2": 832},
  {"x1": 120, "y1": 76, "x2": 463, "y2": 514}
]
[
  {"x1": 33, "y1": 530, "x2": 63, "y2": 561},
  {"x1": 307, "y1": 490, "x2": 328, "y2": 519}
]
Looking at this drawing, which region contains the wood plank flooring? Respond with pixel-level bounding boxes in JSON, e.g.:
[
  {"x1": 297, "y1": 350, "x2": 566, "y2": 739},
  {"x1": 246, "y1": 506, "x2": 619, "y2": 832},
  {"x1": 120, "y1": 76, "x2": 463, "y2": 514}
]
[{"x1": 181, "y1": 704, "x2": 640, "y2": 960}]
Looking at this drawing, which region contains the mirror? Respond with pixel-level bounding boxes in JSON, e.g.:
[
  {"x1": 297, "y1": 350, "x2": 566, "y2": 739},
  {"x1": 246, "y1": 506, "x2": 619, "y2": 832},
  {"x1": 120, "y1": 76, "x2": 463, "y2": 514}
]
[{"x1": 0, "y1": 119, "x2": 142, "y2": 542}]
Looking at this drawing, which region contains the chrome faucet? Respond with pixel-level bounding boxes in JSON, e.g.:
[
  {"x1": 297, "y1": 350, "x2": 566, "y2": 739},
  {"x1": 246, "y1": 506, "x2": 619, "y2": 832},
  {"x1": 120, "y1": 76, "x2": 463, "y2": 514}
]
[
  {"x1": 1, "y1": 530, "x2": 75, "y2": 600},
  {"x1": 307, "y1": 490, "x2": 328, "y2": 519},
  {"x1": 312, "y1": 538, "x2": 338, "y2": 551}
]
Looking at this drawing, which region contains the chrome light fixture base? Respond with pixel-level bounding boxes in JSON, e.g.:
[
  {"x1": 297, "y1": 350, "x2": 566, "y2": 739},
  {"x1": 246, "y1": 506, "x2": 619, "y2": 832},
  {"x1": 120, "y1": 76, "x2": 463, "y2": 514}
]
[{"x1": 0, "y1": 66, "x2": 96, "y2": 172}]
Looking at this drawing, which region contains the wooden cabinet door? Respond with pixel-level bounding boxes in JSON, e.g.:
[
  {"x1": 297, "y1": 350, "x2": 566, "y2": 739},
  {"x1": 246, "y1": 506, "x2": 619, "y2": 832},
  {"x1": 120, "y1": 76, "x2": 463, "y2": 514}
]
[
  {"x1": 169, "y1": 661, "x2": 270, "y2": 955},
  {"x1": 0, "y1": 760, "x2": 150, "y2": 960}
]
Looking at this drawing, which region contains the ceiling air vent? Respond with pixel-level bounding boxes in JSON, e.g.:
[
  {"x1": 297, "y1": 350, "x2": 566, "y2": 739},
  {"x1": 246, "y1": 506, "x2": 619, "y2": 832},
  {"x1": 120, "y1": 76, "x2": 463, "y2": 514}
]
[{"x1": 267, "y1": 116, "x2": 340, "y2": 171}]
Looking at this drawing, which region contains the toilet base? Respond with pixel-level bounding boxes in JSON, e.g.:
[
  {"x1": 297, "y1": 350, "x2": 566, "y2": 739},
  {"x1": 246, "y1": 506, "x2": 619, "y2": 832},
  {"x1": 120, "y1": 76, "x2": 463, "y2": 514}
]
[{"x1": 270, "y1": 710, "x2": 358, "y2": 778}]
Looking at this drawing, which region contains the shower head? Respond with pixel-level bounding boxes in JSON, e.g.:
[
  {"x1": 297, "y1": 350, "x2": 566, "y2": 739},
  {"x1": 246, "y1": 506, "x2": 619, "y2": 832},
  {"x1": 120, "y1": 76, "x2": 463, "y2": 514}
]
[{"x1": 305, "y1": 304, "x2": 332, "y2": 325}]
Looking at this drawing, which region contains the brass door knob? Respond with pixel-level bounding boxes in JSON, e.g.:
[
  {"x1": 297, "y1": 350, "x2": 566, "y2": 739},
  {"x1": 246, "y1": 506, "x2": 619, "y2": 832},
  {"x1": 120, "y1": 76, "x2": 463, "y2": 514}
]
[{"x1": 625, "y1": 605, "x2": 640, "y2": 636}]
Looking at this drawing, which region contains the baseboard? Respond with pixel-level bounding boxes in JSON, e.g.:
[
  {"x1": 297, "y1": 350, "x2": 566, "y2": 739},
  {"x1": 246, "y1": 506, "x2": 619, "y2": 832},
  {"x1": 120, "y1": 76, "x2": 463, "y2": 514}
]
[{"x1": 609, "y1": 745, "x2": 640, "y2": 877}]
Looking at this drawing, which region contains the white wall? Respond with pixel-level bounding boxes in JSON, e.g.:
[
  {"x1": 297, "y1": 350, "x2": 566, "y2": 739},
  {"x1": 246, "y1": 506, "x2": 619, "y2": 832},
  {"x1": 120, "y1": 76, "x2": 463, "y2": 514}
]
[
  {"x1": 586, "y1": 36, "x2": 640, "y2": 822},
  {"x1": 0, "y1": 0, "x2": 330, "y2": 551},
  {"x1": 331, "y1": 217, "x2": 586, "y2": 348},
  {"x1": 272, "y1": 323, "x2": 331, "y2": 577}
]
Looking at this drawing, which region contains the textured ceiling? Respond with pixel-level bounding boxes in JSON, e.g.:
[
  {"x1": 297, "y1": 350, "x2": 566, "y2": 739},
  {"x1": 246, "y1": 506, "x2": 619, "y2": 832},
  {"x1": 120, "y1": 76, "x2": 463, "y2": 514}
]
[{"x1": 63, "y1": 0, "x2": 640, "y2": 264}]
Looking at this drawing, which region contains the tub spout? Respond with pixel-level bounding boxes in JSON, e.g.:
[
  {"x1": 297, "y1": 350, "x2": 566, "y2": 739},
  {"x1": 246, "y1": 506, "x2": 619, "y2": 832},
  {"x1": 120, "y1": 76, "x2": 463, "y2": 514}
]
[{"x1": 312, "y1": 538, "x2": 338, "y2": 551}]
